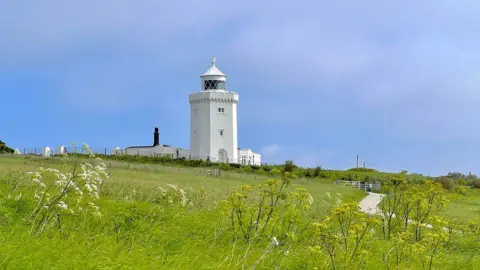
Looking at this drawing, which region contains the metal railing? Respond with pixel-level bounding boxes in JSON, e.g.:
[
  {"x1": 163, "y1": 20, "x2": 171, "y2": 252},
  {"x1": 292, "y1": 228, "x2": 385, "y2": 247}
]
[{"x1": 334, "y1": 180, "x2": 382, "y2": 192}]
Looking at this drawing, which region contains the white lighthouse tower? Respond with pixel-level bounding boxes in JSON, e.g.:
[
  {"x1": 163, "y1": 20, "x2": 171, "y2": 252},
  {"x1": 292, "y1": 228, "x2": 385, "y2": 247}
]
[{"x1": 189, "y1": 57, "x2": 239, "y2": 163}]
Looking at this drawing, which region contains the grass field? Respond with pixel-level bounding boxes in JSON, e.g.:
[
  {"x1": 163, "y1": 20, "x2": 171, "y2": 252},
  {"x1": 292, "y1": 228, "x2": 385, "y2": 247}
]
[
  {"x1": 441, "y1": 190, "x2": 480, "y2": 220},
  {"x1": 0, "y1": 155, "x2": 366, "y2": 204},
  {"x1": 0, "y1": 154, "x2": 479, "y2": 269},
  {"x1": 0, "y1": 155, "x2": 367, "y2": 269}
]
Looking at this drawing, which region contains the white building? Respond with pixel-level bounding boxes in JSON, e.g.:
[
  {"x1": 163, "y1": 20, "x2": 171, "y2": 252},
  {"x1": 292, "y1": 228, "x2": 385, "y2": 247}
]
[
  {"x1": 238, "y1": 148, "x2": 262, "y2": 166},
  {"x1": 113, "y1": 58, "x2": 262, "y2": 166}
]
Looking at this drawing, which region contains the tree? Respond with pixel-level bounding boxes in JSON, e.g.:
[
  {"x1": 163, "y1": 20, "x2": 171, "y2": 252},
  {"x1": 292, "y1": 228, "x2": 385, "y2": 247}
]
[
  {"x1": 0, "y1": 140, "x2": 14, "y2": 153},
  {"x1": 305, "y1": 168, "x2": 312, "y2": 178},
  {"x1": 434, "y1": 177, "x2": 456, "y2": 190},
  {"x1": 283, "y1": 160, "x2": 296, "y2": 173},
  {"x1": 313, "y1": 166, "x2": 322, "y2": 178},
  {"x1": 472, "y1": 179, "x2": 480, "y2": 189}
]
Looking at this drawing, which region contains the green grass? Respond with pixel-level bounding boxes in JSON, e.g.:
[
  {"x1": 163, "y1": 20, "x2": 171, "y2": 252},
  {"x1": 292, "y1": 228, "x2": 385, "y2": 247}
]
[
  {"x1": 441, "y1": 190, "x2": 480, "y2": 220},
  {"x1": 0, "y1": 156, "x2": 367, "y2": 269},
  {"x1": 0, "y1": 155, "x2": 366, "y2": 204},
  {"x1": 0, "y1": 155, "x2": 479, "y2": 269}
]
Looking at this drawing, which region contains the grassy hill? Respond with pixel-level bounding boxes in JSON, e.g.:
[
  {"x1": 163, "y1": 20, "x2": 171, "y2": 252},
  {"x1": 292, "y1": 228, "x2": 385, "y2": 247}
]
[{"x1": 0, "y1": 153, "x2": 479, "y2": 269}]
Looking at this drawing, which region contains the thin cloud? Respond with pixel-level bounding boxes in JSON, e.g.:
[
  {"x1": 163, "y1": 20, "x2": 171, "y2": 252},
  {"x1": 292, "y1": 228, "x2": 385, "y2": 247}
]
[{"x1": 261, "y1": 144, "x2": 281, "y2": 158}]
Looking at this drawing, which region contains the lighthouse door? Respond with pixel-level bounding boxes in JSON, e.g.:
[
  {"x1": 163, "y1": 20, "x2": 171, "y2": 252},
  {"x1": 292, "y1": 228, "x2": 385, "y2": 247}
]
[{"x1": 218, "y1": 149, "x2": 228, "y2": 163}]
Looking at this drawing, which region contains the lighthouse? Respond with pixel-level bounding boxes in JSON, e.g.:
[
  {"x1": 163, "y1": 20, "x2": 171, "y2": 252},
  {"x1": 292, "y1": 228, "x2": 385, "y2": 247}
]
[{"x1": 189, "y1": 57, "x2": 239, "y2": 163}]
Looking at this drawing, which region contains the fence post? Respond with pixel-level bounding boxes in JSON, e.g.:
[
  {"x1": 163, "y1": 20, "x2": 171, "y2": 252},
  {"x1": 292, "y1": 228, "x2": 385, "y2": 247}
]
[{"x1": 104, "y1": 148, "x2": 107, "y2": 155}]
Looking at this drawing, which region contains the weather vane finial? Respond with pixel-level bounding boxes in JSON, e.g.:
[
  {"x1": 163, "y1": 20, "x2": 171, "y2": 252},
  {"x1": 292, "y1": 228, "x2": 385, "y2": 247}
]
[{"x1": 212, "y1": 56, "x2": 216, "y2": 66}]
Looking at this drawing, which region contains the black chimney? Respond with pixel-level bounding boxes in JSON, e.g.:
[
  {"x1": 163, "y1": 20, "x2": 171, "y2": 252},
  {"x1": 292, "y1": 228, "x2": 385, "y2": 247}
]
[{"x1": 153, "y1": 127, "x2": 160, "y2": 146}]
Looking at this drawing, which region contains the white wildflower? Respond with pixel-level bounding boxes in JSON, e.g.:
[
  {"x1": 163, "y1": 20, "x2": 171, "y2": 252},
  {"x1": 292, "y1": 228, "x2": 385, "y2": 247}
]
[
  {"x1": 167, "y1": 184, "x2": 178, "y2": 191},
  {"x1": 55, "y1": 180, "x2": 67, "y2": 186},
  {"x1": 307, "y1": 194, "x2": 314, "y2": 205},
  {"x1": 271, "y1": 236, "x2": 279, "y2": 247},
  {"x1": 157, "y1": 186, "x2": 166, "y2": 196},
  {"x1": 57, "y1": 201, "x2": 68, "y2": 210}
]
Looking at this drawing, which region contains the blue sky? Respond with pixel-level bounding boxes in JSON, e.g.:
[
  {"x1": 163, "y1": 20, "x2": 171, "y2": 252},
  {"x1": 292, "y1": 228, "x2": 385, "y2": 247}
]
[{"x1": 1, "y1": 1, "x2": 480, "y2": 176}]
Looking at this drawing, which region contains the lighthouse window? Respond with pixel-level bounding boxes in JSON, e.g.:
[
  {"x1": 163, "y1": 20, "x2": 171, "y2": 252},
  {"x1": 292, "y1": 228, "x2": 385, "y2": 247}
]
[
  {"x1": 218, "y1": 107, "x2": 224, "y2": 113},
  {"x1": 219, "y1": 129, "x2": 224, "y2": 136},
  {"x1": 204, "y1": 80, "x2": 226, "y2": 90}
]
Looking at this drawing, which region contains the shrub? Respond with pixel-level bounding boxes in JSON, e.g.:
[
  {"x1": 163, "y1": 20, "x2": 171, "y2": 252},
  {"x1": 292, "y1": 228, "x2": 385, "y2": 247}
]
[
  {"x1": 22, "y1": 143, "x2": 109, "y2": 234},
  {"x1": 262, "y1": 165, "x2": 273, "y2": 172},
  {"x1": 283, "y1": 160, "x2": 296, "y2": 173},
  {"x1": 0, "y1": 140, "x2": 14, "y2": 153},
  {"x1": 219, "y1": 172, "x2": 312, "y2": 245},
  {"x1": 454, "y1": 186, "x2": 468, "y2": 195},
  {"x1": 434, "y1": 177, "x2": 456, "y2": 190},
  {"x1": 218, "y1": 163, "x2": 230, "y2": 171},
  {"x1": 313, "y1": 166, "x2": 322, "y2": 178},
  {"x1": 472, "y1": 179, "x2": 480, "y2": 189},
  {"x1": 304, "y1": 169, "x2": 313, "y2": 178},
  {"x1": 230, "y1": 163, "x2": 241, "y2": 169}
]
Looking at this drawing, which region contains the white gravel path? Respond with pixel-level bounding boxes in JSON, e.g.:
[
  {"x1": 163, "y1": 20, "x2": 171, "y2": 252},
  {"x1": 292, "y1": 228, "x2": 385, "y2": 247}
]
[
  {"x1": 358, "y1": 192, "x2": 457, "y2": 232},
  {"x1": 358, "y1": 192, "x2": 385, "y2": 215}
]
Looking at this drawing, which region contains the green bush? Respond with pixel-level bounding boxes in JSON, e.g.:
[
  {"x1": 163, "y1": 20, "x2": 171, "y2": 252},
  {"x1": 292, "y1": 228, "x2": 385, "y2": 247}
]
[
  {"x1": 472, "y1": 179, "x2": 480, "y2": 189},
  {"x1": 454, "y1": 186, "x2": 468, "y2": 195},
  {"x1": 0, "y1": 140, "x2": 14, "y2": 153},
  {"x1": 283, "y1": 160, "x2": 296, "y2": 173},
  {"x1": 434, "y1": 177, "x2": 456, "y2": 190}
]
